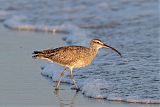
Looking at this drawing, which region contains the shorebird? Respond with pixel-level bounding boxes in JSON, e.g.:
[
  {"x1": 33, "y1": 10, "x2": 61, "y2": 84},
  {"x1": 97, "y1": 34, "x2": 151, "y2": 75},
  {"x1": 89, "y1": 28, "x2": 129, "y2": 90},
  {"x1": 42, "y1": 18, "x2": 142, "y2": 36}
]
[{"x1": 32, "y1": 39, "x2": 121, "y2": 90}]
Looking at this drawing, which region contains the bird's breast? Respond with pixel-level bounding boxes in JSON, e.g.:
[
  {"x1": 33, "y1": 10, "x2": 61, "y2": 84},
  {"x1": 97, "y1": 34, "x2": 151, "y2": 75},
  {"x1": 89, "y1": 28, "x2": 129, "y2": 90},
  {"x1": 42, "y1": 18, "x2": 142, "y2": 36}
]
[{"x1": 73, "y1": 55, "x2": 95, "y2": 68}]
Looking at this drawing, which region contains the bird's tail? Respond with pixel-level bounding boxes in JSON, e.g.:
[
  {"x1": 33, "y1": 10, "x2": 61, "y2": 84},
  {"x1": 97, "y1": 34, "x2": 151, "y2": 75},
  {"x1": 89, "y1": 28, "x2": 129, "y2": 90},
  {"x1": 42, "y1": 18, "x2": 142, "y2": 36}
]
[
  {"x1": 32, "y1": 51, "x2": 43, "y2": 54},
  {"x1": 32, "y1": 51, "x2": 44, "y2": 59},
  {"x1": 32, "y1": 54, "x2": 41, "y2": 59}
]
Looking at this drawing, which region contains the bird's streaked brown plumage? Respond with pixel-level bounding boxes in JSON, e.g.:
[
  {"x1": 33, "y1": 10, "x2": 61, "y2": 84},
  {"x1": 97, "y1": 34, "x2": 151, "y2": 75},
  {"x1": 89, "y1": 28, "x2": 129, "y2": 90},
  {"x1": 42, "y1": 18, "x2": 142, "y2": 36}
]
[
  {"x1": 33, "y1": 46, "x2": 97, "y2": 68},
  {"x1": 32, "y1": 39, "x2": 121, "y2": 90}
]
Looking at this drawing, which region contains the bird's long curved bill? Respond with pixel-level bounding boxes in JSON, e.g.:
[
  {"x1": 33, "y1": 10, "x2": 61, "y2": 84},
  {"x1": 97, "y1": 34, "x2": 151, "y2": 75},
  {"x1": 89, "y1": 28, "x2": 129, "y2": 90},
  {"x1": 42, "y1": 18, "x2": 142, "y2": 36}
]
[{"x1": 104, "y1": 44, "x2": 122, "y2": 57}]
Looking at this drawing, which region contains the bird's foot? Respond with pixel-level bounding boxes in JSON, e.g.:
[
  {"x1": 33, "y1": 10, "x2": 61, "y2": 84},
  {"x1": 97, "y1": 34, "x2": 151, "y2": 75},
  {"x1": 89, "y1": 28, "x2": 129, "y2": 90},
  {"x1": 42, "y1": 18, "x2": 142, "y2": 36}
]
[
  {"x1": 71, "y1": 86, "x2": 80, "y2": 92},
  {"x1": 54, "y1": 86, "x2": 60, "y2": 91},
  {"x1": 76, "y1": 88, "x2": 80, "y2": 92},
  {"x1": 53, "y1": 85, "x2": 59, "y2": 90}
]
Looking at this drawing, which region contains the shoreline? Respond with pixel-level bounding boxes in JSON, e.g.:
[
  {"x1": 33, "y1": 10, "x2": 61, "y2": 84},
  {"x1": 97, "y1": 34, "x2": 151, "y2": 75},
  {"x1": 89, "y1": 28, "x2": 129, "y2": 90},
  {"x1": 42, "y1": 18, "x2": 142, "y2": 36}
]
[{"x1": 0, "y1": 24, "x2": 159, "y2": 107}]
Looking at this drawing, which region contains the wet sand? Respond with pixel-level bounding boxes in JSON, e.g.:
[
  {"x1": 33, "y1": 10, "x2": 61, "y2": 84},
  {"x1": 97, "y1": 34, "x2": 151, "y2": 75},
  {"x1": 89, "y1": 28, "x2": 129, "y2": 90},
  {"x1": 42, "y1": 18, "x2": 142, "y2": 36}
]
[{"x1": 0, "y1": 24, "x2": 159, "y2": 107}]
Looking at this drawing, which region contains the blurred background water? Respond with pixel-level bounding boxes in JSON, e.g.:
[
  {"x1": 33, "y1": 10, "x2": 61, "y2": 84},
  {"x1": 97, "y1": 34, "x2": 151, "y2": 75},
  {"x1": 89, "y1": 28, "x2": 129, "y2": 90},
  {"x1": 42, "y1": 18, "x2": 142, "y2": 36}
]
[{"x1": 0, "y1": 0, "x2": 159, "y2": 104}]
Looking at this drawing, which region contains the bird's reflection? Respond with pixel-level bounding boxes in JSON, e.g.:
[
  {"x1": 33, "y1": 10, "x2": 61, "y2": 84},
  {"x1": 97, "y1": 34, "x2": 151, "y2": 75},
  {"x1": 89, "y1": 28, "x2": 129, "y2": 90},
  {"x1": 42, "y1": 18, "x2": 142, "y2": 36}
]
[
  {"x1": 53, "y1": 88, "x2": 79, "y2": 107},
  {"x1": 41, "y1": 73, "x2": 79, "y2": 107}
]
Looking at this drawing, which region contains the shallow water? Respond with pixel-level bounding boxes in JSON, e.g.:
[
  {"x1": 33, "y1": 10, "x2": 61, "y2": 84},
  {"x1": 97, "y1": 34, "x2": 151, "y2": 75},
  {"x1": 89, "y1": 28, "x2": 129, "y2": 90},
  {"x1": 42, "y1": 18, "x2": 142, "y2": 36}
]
[{"x1": 0, "y1": 0, "x2": 159, "y2": 104}]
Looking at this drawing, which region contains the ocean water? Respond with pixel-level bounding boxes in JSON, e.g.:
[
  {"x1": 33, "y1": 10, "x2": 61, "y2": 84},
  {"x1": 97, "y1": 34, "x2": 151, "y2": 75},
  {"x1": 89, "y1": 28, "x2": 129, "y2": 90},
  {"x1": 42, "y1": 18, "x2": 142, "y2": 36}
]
[{"x1": 0, "y1": 0, "x2": 159, "y2": 104}]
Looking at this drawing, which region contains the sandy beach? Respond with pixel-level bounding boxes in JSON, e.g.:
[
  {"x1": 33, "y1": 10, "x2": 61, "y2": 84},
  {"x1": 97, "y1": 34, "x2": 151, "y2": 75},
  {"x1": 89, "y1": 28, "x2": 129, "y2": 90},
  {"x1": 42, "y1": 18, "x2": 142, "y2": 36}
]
[
  {"x1": 0, "y1": 24, "x2": 65, "y2": 106},
  {"x1": 0, "y1": 24, "x2": 159, "y2": 107}
]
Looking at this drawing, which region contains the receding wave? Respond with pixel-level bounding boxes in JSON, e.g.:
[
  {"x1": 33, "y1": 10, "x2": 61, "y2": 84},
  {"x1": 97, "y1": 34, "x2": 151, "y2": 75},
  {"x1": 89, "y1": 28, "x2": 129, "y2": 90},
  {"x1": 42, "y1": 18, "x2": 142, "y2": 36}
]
[
  {"x1": 41, "y1": 63, "x2": 160, "y2": 104},
  {"x1": 4, "y1": 15, "x2": 77, "y2": 34}
]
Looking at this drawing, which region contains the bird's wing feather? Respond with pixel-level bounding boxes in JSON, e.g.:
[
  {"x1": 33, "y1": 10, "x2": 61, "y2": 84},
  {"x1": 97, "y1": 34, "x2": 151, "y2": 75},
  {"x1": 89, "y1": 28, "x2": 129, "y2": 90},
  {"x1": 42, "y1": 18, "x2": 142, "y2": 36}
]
[{"x1": 41, "y1": 46, "x2": 89, "y2": 65}]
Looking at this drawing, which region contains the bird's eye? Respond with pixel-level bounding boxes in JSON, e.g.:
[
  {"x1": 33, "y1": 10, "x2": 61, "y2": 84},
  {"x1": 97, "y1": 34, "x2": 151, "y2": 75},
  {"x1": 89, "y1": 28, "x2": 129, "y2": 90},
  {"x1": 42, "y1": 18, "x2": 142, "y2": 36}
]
[{"x1": 96, "y1": 41, "x2": 100, "y2": 44}]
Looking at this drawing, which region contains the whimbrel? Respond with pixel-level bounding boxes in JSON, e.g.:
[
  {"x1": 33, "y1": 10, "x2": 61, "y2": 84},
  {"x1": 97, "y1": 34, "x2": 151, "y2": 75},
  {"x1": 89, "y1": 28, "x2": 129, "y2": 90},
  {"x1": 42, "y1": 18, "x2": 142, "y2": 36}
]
[{"x1": 32, "y1": 39, "x2": 121, "y2": 90}]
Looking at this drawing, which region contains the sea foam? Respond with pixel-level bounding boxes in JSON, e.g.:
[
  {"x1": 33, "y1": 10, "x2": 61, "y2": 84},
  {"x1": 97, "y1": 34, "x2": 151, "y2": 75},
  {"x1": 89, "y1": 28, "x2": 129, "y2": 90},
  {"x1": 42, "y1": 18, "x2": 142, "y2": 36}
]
[{"x1": 4, "y1": 15, "x2": 79, "y2": 33}]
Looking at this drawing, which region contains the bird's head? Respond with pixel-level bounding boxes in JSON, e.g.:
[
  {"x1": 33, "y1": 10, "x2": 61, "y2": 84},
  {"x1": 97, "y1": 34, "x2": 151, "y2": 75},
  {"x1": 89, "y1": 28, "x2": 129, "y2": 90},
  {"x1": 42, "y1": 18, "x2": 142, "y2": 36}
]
[{"x1": 90, "y1": 39, "x2": 122, "y2": 57}]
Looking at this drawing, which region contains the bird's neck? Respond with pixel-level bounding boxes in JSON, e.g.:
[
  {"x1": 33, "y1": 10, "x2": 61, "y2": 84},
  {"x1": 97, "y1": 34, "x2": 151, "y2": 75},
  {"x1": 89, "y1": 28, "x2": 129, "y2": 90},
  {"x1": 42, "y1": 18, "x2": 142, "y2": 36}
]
[{"x1": 89, "y1": 45, "x2": 99, "y2": 56}]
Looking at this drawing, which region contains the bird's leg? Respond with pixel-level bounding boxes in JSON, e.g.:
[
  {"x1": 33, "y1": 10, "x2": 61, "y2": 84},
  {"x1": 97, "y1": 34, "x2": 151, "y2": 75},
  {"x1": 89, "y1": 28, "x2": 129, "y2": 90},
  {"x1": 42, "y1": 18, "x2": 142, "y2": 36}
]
[
  {"x1": 55, "y1": 67, "x2": 67, "y2": 90},
  {"x1": 69, "y1": 68, "x2": 79, "y2": 91}
]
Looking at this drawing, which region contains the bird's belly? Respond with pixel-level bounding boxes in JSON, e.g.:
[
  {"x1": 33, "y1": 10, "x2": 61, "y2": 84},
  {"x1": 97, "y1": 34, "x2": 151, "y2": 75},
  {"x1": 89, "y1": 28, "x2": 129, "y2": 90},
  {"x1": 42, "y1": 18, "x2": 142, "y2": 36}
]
[{"x1": 73, "y1": 59, "x2": 92, "y2": 68}]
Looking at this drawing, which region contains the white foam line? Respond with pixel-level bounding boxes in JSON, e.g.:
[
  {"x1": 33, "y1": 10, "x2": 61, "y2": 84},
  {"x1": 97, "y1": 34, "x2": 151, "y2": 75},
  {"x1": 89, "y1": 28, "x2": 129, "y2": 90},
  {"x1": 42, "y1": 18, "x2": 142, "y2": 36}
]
[{"x1": 3, "y1": 15, "x2": 78, "y2": 34}]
